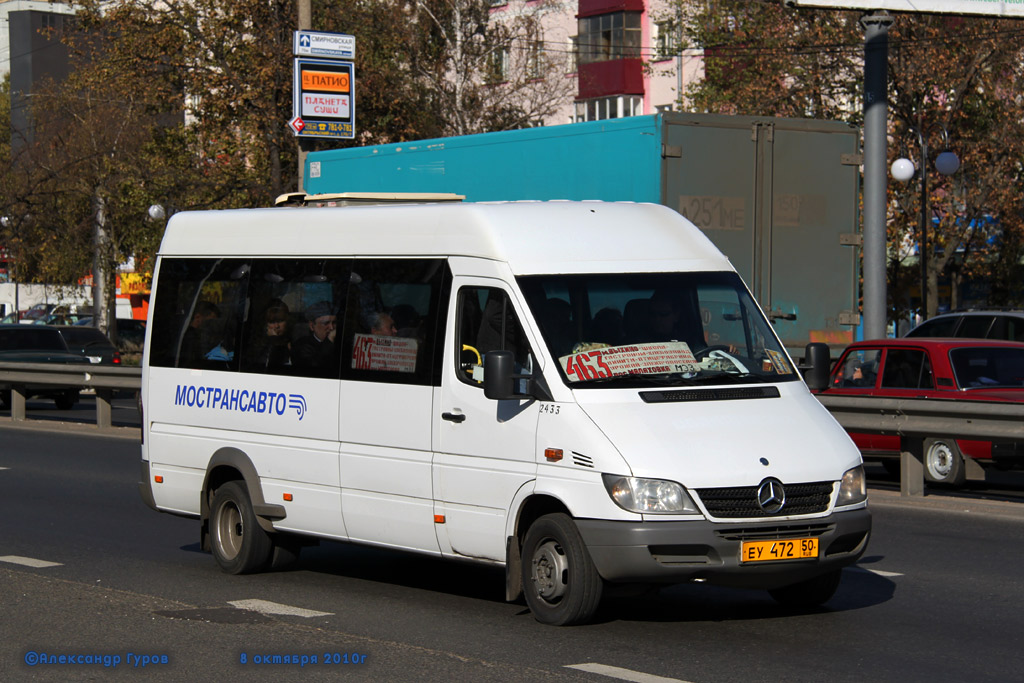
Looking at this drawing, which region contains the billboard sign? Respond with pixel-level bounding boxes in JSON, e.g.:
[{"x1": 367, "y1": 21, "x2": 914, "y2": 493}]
[
  {"x1": 292, "y1": 58, "x2": 355, "y2": 139},
  {"x1": 787, "y1": 1, "x2": 1024, "y2": 16}
]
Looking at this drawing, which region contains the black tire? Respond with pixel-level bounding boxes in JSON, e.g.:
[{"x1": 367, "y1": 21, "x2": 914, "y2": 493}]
[
  {"x1": 769, "y1": 569, "x2": 842, "y2": 608},
  {"x1": 209, "y1": 481, "x2": 273, "y2": 574},
  {"x1": 520, "y1": 513, "x2": 603, "y2": 626},
  {"x1": 54, "y1": 391, "x2": 78, "y2": 411},
  {"x1": 923, "y1": 437, "x2": 966, "y2": 487}
]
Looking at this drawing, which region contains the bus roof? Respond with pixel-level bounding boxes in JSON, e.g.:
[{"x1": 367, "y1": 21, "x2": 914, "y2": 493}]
[{"x1": 157, "y1": 200, "x2": 733, "y2": 276}]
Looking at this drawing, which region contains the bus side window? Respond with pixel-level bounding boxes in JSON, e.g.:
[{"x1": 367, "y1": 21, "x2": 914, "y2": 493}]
[
  {"x1": 239, "y1": 258, "x2": 351, "y2": 379},
  {"x1": 340, "y1": 258, "x2": 450, "y2": 387},
  {"x1": 149, "y1": 258, "x2": 250, "y2": 372}
]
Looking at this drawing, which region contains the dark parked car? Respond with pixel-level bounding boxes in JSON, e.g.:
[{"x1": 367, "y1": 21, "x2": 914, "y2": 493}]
[
  {"x1": 905, "y1": 310, "x2": 1024, "y2": 342},
  {"x1": 0, "y1": 324, "x2": 121, "y2": 409},
  {"x1": 75, "y1": 317, "x2": 147, "y2": 351},
  {"x1": 817, "y1": 337, "x2": 1024, "y2": 486}
]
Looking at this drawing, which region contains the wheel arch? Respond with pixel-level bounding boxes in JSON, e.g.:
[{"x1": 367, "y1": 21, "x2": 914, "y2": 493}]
[
  {"x1": 200, "y1": 447, "x2": 285, "y2": 549},
  {"x1": 504, "y1": 492, "x2": 572, "y2": 603}
]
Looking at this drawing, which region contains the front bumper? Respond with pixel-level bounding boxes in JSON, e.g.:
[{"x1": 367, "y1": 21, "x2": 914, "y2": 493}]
[{"x1": 577, "y1": 507, "x2": 871, "y2": 590}]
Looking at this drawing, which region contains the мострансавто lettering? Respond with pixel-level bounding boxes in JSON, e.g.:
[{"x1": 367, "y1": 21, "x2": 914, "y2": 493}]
[{"x1": 174, "y1": 385, "x2": 307, "y2": 420}]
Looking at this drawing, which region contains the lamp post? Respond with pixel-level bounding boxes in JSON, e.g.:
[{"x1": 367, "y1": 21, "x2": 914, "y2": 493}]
[{"x1": 890, "y1": 128, "x2": 959, "y2": 321}]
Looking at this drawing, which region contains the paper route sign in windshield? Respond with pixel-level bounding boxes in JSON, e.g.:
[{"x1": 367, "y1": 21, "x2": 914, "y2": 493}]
[{"x1": 560, "y1": 342, "x2": 699, "y2": 382}]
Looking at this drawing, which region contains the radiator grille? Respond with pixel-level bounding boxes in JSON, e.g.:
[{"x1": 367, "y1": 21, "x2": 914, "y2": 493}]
[{"x1": 696, "y1": 481, "x2": 834, "y2": 518}]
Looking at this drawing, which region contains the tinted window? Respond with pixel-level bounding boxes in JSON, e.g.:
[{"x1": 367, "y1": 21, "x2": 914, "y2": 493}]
[
  {"x1": 905, "y1": 317, "x2": 958, "y2": 337},
  {"x1": 242, "y1": 259, "x2": 350, "y2": 379},
  {"x1": 59, "y1": 328, "x2": 113, "y2": 348},
  {"x1": 0, "y1": 328, "x2": 65, "y2": 351},
  {"x1": 950, "y1": 347, "x2": 1024, "y2": 388},
  {"x1": 339, "y1": 259, "x2": 450, "y2": 386},
  {"x1": 881, "y1": 349, "x2": 934, "y2": 389},
  {"x1": 992, "y1": 315, "x2": 1024, "y2": 343},
  {"x1": 149, "y1": 259, "x2": 250, "y2": 371},
  {"x1": 956, "y1": 315, "x2": 994, "y2": 339}
]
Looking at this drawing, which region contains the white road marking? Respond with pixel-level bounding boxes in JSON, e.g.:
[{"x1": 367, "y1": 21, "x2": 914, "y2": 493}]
[
  {"x1": 566, "y1": 663, "x2": 692, "y2": 683},
  {"x1": 0, "y1": 555, "x2": 63, "y2": 568},
  {"x1": 853, "y1": 567, "x2": 903, "y2": 577},
  {"x1": 0, "y1": 467, "x2": 9, "y2": 470},
  {"x1": 228, "y1": 599, "x2": 332, "y2": 618}
]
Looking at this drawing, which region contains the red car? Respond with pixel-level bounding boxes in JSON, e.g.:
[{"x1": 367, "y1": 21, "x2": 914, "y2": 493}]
[{"x1": 820, "y1": 338, "x2": 1024, "y2": 486}]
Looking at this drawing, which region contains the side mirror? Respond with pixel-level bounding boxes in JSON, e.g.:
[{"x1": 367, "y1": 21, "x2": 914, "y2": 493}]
[
  {"x1": 800, "y1": 342, "x2": 831, "y2": 391},
  {"x1": 484, "y1": 351, "x2": 517, "y2": 400},
  {"x1": 483, "y1": 350, "x2": 553, "y2": 402}
]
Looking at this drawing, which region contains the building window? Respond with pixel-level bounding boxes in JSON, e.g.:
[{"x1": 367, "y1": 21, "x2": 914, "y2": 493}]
[
  {"x1": 527, "y1": 35, "x2": 544, "y2": 80},
  {"x1": 577, "y1": 12, "x2": 641, "y2": 64},
  {"x1": 487, "y1": 46, "x2": 510, "y2": 84},
  {"x1": 654, "y1": 20, "x2": 678, "y2": 61},
  {"x1": 569, "y1": 35, "x2": 579, "y2": 73},
  {"x1": 574, "y1": 95, "x2": 642, "y2": 122},
  {"x1": 41, "y1": 13, "x2": 63, "y2": 31}
]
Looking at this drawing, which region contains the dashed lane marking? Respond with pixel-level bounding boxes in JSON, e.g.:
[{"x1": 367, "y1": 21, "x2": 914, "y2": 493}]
[
  {"x1": 228, "y1": 599, "x2": 332, "y2": 618},
  {"x1": 0, "y1": 555, "x2": 63, "y2": 568},
  {"x1": 566, "y1": 663, "x2": 692, "y2": 683},
  {"x1": 853, "y1": 567, "x2": 904, "y2": 577}
]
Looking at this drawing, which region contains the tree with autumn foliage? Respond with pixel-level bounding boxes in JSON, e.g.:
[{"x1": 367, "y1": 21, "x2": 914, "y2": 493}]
[
  {"x1": 675, "y1": 0, "x2": 1024, "y2": 319},
  {"x1": 678, "y1": 0, "x2": 863, "y2": 120},
  {"x1": 887, "y1": 14, "x2": 1024, "y2": 316}
]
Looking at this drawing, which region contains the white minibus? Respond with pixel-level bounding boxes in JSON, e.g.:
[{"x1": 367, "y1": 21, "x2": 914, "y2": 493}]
[{"x1": 139, "y1": 196, "x2": 870, "y2": 625}]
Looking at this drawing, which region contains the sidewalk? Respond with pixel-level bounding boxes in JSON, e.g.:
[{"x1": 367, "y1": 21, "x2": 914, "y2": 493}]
[{"x1": 868, "y1": 486, "x2": 1024, "y2": 520}]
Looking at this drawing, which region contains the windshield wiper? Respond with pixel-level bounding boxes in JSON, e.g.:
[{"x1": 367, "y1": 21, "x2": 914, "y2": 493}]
[{"x1": 689, "y1": 372, "x2": 770, "y2": 385}]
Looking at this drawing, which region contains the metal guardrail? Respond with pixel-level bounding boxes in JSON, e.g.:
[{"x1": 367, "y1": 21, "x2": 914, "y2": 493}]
[
  {"x1": 0, "y1": 362, "x2": 1017, "y2": 497},
  {"x1": 0, "y1": 361, "x2": 142, "y2": 429},
  {"x1": 816, "y1": 393, "x2": 1024, "y2": 496}
]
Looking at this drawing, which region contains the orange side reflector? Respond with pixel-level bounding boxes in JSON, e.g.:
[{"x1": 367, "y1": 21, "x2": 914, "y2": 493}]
[
  {"x1": 545, "y1": 448, "x2": 563, "y2": 462},
  {"x1": 283, "y1": 493, "x2": 293, "y2": 502},
  {"x1": 434, "y1": 515, "x2": 446, "y2": 524},
  {"x1": 154, "y1": 475, "x2": 163, "y2": 483}
]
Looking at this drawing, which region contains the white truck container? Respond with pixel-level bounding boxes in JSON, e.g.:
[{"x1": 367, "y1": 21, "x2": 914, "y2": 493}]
[{"x1": 139, "y1": 198, "x2": 870, "y2": 625}]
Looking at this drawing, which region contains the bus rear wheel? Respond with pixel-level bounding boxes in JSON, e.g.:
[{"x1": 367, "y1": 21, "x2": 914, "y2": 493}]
[{"x1": 210, "y1": 481, "x2": 273, "y2": 574}]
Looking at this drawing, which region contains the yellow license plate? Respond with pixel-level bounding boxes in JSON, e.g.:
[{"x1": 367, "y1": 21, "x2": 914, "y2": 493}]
[{"x1": 741, "y1": 538, "x2": 818, "y2": 563}]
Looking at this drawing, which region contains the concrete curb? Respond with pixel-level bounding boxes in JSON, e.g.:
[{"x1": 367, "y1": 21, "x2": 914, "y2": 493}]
[{"x1": 868, "y1": 486, "x2": 1024, "y2": 520}]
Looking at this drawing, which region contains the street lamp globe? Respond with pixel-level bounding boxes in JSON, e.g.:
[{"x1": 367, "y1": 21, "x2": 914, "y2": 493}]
[
  {"x1": 147, "y1": 204, "x2": 166, "y2": 221},
  {"x1": 934, "y1": 151, "x2": 960, "y2": 176},
  {"x1": 890, "y1": 157, "x2": 916, "y2": 183}
]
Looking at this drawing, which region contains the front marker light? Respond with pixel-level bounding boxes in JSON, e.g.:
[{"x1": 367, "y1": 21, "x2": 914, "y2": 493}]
[
  {"x1": 837, "y1": 466, "x2": 867, "y2": 506},
  {"x1": 602, "y1": 474, "x2": 700, "y2": 515}
]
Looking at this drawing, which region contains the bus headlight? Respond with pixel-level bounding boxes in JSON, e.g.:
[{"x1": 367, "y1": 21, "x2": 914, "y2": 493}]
[
  {"x1": 602, "y1": 475, "x2": 699, "y2": 514},
  {"x1": 836, "y1": 466, "x2": 867, "y2": 506}
]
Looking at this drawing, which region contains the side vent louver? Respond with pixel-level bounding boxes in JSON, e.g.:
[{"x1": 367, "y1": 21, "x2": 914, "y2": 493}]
[{"x1": 571, "y1": 452, "x2": 594, "y2": 468}]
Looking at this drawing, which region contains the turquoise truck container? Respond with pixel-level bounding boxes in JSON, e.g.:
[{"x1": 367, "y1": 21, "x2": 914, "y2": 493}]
[{"x1": 304, "y1": 113, "x2": 862, "y2": 352}]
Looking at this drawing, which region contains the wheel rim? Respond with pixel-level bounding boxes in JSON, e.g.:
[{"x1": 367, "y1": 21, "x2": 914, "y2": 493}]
[
  {"x1": 926, "y1": 442, "x2": 954, "y2": 480},
  {"x1": 215, "y1": 501, "x2": 243, "y2": 560},
  {"x1": 531, "y1": 538, "x2": 569, "y2": 604}
]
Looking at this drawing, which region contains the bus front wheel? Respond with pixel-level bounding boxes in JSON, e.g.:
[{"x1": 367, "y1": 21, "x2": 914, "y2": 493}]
[{"x1": 521, "y1": 513, "x2": 603, "y2": 626}]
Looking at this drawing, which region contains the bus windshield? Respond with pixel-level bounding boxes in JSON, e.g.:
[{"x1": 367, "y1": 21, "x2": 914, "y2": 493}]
[{"x1": 517, "y1": 271, "x2": 799, "y2": 388}]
